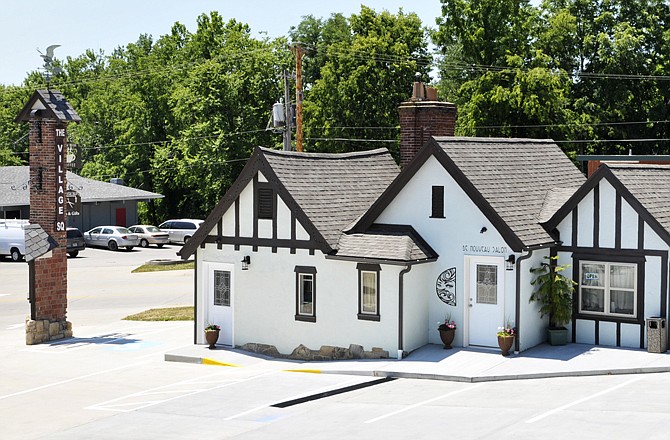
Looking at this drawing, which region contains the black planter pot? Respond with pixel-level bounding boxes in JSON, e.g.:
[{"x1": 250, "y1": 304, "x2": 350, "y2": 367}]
[{"x1": 547, "y1": 327, "x2": 568, "y2": 346}]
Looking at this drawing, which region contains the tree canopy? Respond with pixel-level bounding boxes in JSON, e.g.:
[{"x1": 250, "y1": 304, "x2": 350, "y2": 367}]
[{"x1": 1, "y1": 3, "x2": 670, "y2": 221}]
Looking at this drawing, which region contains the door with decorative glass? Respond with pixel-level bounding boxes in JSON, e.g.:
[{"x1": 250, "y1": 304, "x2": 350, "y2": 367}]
[
  {"x1": 467, "y1": 257, "x2": 505, "y2": 347},
  {"x1": 206, "y1": 263, "x2": 234, "y2": 346}
]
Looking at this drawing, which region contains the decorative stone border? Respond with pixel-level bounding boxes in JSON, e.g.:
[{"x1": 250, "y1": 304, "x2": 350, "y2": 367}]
[{"x1": 240, "y1": 342, "x2": 389, "y2": 361}]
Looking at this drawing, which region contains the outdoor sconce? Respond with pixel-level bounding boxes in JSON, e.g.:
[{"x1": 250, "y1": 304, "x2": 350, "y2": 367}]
[
  {"x1": 241, "y1": 255, "x2": 251, "y2": 270},
  {"x1": 480, "y1": 227, "x2": 487, "y2": 234},
  {"x1": 506, "y1": 255, "x2": 516, "y2": 271}
]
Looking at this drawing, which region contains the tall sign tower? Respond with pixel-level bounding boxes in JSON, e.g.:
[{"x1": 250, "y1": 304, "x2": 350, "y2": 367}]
[{"x1": 15, "y1": 90, "x2": 80, "y2": 344}]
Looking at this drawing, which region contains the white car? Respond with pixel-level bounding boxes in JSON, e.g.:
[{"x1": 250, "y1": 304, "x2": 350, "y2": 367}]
[
  {"x1": 84, "y1": 226, "x2": 140, "y2": 251},
  {"x1": 158, "y1": 219, "x2": 203, "y2": 244},
  {"x1": 0, "y1": 220, "x2": 28, "y2": 262},
  {"x1": 128, "y1": 225, "x2": 169, "y2": 248}
]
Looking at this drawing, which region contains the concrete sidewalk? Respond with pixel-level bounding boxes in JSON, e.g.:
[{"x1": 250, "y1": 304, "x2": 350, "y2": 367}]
[{"x1": 165, "y1": 342, "x2": 670, "y2": 382}]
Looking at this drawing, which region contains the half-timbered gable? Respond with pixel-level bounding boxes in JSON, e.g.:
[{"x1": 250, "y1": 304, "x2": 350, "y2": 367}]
[{"x1": 544, "y1": 164, "x2": 670, "y2": 349}]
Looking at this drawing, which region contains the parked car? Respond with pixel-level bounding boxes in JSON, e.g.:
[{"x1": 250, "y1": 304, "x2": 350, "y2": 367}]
[
  {"x1": 158, "y1": 219, "x2": 204, "y2": 244},
  {"x1": 0, "y1": 220, "x2": 28, "y2": 262},
  {"x1": 66, "y1": 227, "x2": 86, "y2": 257},
  {"x1": 127, "y1": 225, "x2": 169, "y2": 248},
  {"x1": 84, "y1": 226, "x2": 140, "y2": 251}
]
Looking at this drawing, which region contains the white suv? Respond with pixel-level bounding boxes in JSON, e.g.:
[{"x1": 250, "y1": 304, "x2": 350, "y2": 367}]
[{"x1": 158, "y1": 219, "x2": 203, "y2": 244}]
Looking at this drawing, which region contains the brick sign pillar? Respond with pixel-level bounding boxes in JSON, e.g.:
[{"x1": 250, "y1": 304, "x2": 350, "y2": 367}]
[{"x1": 16, "y1": 90, "x2": 81, "y2": 344}]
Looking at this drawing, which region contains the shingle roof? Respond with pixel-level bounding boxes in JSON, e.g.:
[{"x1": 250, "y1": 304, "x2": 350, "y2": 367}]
[
  {"x1": 0, "y1": 166, "x2": 163, "y2": 207},
  {"x1": 434, "y1": 137, "x2": 586, "y2": 248},
  {"x1": 607, "y1": 164, "x2": 670, "y2": 233},
  {"x1": 334, "y1": 225, "x2": 438, "y2": 263},
  {"x1": 15, "y1": 90, "x2": 81, "y2": 123},
  {"x1": 261, "y1": 147, "x2": 399, "y2": 249}
]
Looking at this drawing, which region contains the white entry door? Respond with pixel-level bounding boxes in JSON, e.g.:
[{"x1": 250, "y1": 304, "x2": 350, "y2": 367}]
[
  {"x1": 467, "y1": 257, "x2": 504, "y2": 347},
  {"x1": 206, "y1": 263, "x2": 234, "y2": 346}
]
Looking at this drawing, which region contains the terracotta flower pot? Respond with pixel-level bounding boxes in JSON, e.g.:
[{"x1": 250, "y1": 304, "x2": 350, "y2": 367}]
[
  {"x1": 438, "y1": 328, "x2": 455, "y2": 349},
  {"x1": 205, "y1": 329, "x2": 220, "y2": 349},
  {"x1": 497, "y1": 335, "x2": 514, "y2": 356}
]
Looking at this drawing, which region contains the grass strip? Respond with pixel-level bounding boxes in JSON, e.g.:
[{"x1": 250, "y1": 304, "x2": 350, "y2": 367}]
[{"x1": 124, "y1": 306, "x2": 194, "y2": 321}]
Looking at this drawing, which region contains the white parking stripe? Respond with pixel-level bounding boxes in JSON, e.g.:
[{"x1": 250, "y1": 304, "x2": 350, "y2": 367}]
[
  {"x1": 364, "y1": 383, "x2": 485, "y2": 424},
  {"x1": 87, "y1": 371, "x2": 275, "y2": 413},
  {"x1": 525, "y1": 376, "x2": 641, "y2": 424},
  {"x1": 0, "y1": 360, "x2": 152, "y2": 401}
]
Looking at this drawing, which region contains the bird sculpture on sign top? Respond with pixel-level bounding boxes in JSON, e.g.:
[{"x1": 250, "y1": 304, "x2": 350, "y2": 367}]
[{"x1": 36, "y1": 44, "x2": 63, "y2": 87}]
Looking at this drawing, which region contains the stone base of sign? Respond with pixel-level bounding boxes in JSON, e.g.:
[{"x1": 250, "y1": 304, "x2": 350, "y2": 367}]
[{"x1": 25, "y1": 317, "x2": 73, "y2": 345}]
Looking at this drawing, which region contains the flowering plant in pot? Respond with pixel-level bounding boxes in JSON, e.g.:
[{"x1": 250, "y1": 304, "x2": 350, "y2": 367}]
[
  {"x1": 437, "y1": 313, "x2": 456, "y2": 349},
  {"x1": 204, "y1": 323, "x2": 220, "y2": 349},
  {"x1": 496, "y1": 320, "x2": 516, "y2": 356}
]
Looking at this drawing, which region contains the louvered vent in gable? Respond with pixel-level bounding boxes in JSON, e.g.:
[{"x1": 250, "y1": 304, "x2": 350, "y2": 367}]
[{"x1": 258, "y1": 187, "x2": 274, "y2": 219}]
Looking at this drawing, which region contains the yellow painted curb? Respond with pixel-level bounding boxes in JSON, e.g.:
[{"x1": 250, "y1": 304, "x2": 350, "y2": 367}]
[
  {"x1": 202, "y1": 358, "x2": 241, "y2": 367},
  {"x1": 283, "y1": 369, "x2": 322, "y2": 374}
]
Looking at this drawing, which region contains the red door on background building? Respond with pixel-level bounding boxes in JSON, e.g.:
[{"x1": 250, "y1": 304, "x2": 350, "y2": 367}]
[{"x1": 115, "y1": 208, "x2": 126, "y2": 227}]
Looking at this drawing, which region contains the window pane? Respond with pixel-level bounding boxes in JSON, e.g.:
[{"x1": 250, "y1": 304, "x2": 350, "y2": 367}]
[
  {"x1": 581, "y1": 263, "x2": 605, "y2": 287},
  {"x1": 581, "y1": 287, "x2": 604, "y2": 312},
  {"x1": 476, "y1": 264, "x2": 497, "y2": 305},
  {"x1": 299, "y1": 274, "x2": 313, "y2": 315},
  {"x1": 214, "y1": 270, "x2": 230, "y2": 306},
  {"x1": 361, "y1": 272, "x2": 377, "y2": 314},
  {"x1": 610, "y1": 265, "x2": 635, "y2": 289},
  {"x1": 610, "y1": 289, "x2": 634, "y2": 315}
]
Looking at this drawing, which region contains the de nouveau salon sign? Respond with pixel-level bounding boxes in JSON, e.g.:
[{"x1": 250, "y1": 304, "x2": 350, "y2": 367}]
[{"x1": 462, "y1": 244, "x2": 509, "y2": 254}]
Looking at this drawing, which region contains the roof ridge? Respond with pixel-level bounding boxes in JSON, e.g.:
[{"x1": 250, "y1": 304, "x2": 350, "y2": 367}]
[
  {"x1": 259, "y1": 146, "x2": 390, "y2": 159},
  {"x1": 433, "y1": 136, "x2": 556, "y2": 144}
]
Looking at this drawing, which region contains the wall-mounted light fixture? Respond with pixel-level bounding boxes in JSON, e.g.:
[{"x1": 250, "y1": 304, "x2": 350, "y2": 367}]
[
  {"x1": 241, "y1": 255, "x2": 251, "y2": 270},
  {"x1": 480, "y1": 226, "x2": 487, "y2": 234},
  {"x1": 506, "y1": 255, "x2": 516, "y2": 271}
]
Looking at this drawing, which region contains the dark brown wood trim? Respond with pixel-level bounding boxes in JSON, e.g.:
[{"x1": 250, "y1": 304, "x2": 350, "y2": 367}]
[
  {"x1": 615, "y1": 193, "x2": 622, "y2": 249},
  {"x1": 290, "y1": 210, "x2": 296, "y2": 254},
  {"x1": 616, "y1": 321, "x2": 621, "y2": 347},
  {"x1": 593, "y1": 183, "x2": 599, "y2": 248},
  {"x1": 272, "y1": 188, "x2": 278, "y2": 253},
  {"x1": 572, "y1": 207, "x2": 578, "y2": 247},
  {"x1": 217, "y1": 219, "x2": 223, "y2": 250},
  {"x1": 638, "y1": 215, "x2": 644, "y2": 251},
  {"x1": 594, "y1": 320, "x2": 599, "y2": 345},
  {"x1": 204, "y1": 235, "x2": 319, "y2": 250},
  {"x1": 252, "y1": 175, "x2": 258, "y2": 252},
  {"x1": 234, "y1": 197, "x2": 240, "y2": 251}
]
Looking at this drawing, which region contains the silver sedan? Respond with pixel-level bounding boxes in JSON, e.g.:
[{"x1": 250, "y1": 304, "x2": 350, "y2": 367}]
[
  {"x1": 84, "y1": 226, "x2": 140, "y2": 251},
  {"x1": 128, "y1": 225, "x2": 169, "y2": 248}
]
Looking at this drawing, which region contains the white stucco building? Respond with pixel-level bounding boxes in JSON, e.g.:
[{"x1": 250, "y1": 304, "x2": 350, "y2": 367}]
[{"x1": 181, "y1": 81, "x2": 670, "y2": 358}]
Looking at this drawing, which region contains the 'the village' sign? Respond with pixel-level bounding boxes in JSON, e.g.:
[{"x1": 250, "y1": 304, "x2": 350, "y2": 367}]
[{"x1": 55, "y1": 127, "x2": 67, "y2": 232}]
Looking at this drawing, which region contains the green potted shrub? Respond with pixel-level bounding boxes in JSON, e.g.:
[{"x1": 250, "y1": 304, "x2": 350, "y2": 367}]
[{"x1": 530, "y1": 256, "x2": 576, "y2": 345}]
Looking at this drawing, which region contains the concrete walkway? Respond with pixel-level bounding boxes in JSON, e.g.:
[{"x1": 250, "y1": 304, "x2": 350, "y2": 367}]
[{"x1": 165, "y1": 342, "x2": 670, "y2": 382}]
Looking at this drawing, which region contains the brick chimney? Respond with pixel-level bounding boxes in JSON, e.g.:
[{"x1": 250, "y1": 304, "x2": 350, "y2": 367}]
[{"x1": 398, "y1": 82, "x2": 456, "y2": 168}]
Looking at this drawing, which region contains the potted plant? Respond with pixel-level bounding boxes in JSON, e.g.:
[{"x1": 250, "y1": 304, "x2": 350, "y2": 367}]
[
  {"x1": 204, "y1": 323, "x2": 220, "y2": 349},
  {"x1": 530, "y1": 256, "x2": 577, "y2": 345},
  {"x1": 437, "y1": 314, "x2": 456, "y2": 349},
  {"x1": 497, "y1": 321, "x2": 516, "y2": 356}
]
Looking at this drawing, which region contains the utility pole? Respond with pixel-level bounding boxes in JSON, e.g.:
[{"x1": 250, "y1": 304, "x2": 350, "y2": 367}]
[
  {"x1": 282, "y1": 70, "x2": 292, "y2": 151},
  {"x1": 290, "y1": 42, "x2": 307, "y2": 152}
]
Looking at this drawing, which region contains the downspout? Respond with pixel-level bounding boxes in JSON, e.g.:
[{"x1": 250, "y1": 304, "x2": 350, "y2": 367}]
[
  {"x1": 193, "y1": 249, "x2": 198, "y2": 345},
  {"x1": 398, "y1": 265, "x2": 412, "y2": 359},
  {"x1": 515, "y1": 250, "x2": 534, "y2": 353}
]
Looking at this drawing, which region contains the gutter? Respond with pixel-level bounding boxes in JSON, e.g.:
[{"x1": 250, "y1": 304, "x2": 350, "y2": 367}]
[
  {"x1": 398, "y1": 265, "x2": 412, "y2": 359},
  {"x1": 325, "y1": 255, "x2": 437, "y2": 266},
  {"x1": 515, "y1": 249, "x2": 535, "y2": 353}
]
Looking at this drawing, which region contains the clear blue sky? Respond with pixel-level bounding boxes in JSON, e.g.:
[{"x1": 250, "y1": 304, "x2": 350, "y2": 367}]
[{"x1": 0, "y1": 0, "x2": 444, "y2": 86}]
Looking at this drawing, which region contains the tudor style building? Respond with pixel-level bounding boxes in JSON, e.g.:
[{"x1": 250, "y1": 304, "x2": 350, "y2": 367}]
[{"x1": 179, "y1": 81, "x2": 670, "y2": 357}]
